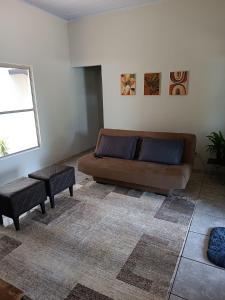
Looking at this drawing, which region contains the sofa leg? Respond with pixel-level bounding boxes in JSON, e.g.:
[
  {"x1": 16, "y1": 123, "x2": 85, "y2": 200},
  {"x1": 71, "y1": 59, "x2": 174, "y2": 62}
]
[
  {"x1": 49, "y1": 196, "x2": 55, "y2": 208},
  {"x1": 69, "y1": 185, "x2": 73, "y2": 197},
  {"x1": 40, "y1": 202, "x2": 46, "y2": 214},
  {"x1": 0, "y1": 215, "x2": 3, "y2": 226},
  {"x1": 13, "y1": 217, "x2": 20, "y2": 231}
]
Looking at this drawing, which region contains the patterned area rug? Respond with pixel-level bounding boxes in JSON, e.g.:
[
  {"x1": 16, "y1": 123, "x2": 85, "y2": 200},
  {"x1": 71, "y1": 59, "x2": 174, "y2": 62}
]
[{"x1": 0, "y1": 167, "x2": 203, "y2": 300}]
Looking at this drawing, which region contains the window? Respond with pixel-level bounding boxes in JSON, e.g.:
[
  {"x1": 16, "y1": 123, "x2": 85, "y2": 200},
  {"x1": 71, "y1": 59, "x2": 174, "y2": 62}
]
[{"x1": 0, "y1": 64, "x2": 40, "y2": 158}]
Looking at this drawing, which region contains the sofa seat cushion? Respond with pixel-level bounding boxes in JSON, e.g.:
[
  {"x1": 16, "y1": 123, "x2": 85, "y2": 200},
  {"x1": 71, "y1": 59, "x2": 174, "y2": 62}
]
[
  {"x1": 139, "y1": 137, "x2": 184, "y2": 165},
  {"x1": 95, "y1": 135, "x2": 138, "y2": 160},
  {"x1": 78, "y1": 153, "x2": 191, "y2": 190}
]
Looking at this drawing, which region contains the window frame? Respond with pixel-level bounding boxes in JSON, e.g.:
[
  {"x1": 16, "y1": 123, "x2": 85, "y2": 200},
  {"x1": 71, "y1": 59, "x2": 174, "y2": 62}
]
[{"x1": 0, "y1": 63, "x2": 41, "y2": 159}]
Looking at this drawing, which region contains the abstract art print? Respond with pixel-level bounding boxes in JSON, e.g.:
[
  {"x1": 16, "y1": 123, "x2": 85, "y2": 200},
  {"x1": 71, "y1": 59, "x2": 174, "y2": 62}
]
[
  {"x1": 121, "y1": 73, "x2": 136, "y2": 95},
  {"x1": 169, "y1": 71, "x2": 188, "y2": 95},
  {"x1": 144, "y1": 73, "x2": 161, "y2": 95}
]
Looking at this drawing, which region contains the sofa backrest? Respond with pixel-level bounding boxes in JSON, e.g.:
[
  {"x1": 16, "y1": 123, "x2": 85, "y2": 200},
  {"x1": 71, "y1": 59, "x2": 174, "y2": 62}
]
[{"x1": 96, "y1": 128, "x2": 196, "y2": 164}]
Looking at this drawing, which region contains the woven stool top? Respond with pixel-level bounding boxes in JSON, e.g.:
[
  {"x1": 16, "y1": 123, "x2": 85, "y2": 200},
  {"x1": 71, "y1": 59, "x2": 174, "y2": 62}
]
[
  {"x1": 29, "y1": 165, "x2": 74, "y2": 180},
  {"x1": 0, "y1": 177, "x2": 41, "y2": 197}
]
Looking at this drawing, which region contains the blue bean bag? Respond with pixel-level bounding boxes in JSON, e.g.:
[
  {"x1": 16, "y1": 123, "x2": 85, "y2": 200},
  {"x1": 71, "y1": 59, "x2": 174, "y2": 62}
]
[{"x1": 207, "y1": 227, "x2": 225, "y2": 268}]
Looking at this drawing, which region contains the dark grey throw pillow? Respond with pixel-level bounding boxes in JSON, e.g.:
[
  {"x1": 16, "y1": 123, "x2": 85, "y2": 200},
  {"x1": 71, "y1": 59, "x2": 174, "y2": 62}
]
[
  {"x1": 138, "y1": 137, "x2": 184, "y2": 165},
  {"x1": 95, "y1": 135, "x2": 139, "y2": 160}
]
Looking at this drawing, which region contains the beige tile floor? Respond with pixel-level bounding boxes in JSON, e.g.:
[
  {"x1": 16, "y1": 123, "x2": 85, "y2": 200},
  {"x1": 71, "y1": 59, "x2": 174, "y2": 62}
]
[{"x1": 170, "y1": 172, "x2": 225, "y2": 300}]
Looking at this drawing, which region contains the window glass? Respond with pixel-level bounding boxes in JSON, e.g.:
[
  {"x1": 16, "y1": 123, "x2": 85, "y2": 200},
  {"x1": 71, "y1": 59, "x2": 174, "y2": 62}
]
[{"x1": 0, "y1": 65, "x2": 39, "y2": 157}]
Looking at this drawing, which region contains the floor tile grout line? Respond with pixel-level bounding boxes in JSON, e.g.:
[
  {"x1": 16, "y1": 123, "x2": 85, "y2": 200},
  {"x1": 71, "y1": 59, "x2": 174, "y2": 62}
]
[
  {"x1": 189, "y1": 230, "x2": 209, "y2": 236},
  {"x1": 170, "y1": 293, "x2": 188, "y2": 300},
  {"x1": 168, "y1": 171, "x2": 206, "y2": 299},
  {"x1": 181, "y1": 256, "x2": 225, "y2": 271},
  {"x1": 190, "y1": 171, "x2": 207, "y2": 226},
  {"x1": 167, "y1": 211, "x2": 195, "y2": 298},
  {"x1": 188, "y1": 170, "x2": 208, "y2": 235},
  {"x1": 193, "y1": 211, "x2": 225, "y2": 220},
  {"x1": 167, "y1": 225, "x2": 191, "y2": 300}
]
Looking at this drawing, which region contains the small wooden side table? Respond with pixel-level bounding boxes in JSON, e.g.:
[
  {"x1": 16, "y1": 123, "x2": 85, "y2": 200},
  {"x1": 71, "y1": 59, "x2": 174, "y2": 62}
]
[{"x1": 0, "y1": 278, "x2": 24, "y2": 300}]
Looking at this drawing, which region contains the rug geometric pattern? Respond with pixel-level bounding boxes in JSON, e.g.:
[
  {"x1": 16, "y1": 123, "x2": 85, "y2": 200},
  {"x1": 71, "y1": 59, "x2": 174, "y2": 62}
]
[{"x1": 0, "y1": 166, "x2": 203, "y2": 300}]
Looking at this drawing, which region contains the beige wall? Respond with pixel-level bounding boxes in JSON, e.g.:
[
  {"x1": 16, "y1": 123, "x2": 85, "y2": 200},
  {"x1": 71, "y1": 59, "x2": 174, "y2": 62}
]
[
  {"x1": 0, "y1": 0, "x2": 224, "y2": 184},
  {"x1": 68, "y1": 0, "x2": 225, "y2": 166},
  {"x1": 0, "y1": 0, "x2": 75, "y2": 185}
]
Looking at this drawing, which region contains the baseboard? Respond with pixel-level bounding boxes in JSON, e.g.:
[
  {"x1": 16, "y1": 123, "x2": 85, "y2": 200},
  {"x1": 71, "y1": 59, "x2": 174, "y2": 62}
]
[{"x1": 59, "y1": 148, "x2": 94, "y2": 164}]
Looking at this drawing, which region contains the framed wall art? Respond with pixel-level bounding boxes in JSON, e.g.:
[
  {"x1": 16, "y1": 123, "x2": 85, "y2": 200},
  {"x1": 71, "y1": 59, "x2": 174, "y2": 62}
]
[
  {"x1": 121, "y1": 73, "x2": 136, "y2": 95},
  {"x1": 144, "y1": 73, "x2": 161, "y2": 95},
  {"x1": 169, "y1": 71, "x2": 189, "y2": 95}
]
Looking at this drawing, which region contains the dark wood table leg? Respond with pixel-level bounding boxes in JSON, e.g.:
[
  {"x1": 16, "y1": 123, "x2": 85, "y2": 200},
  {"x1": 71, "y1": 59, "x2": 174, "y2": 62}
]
[
  {"x1": 49, "y1": 195, "x2": 55, "y2": 208},
  {"x1": 13, "y1": 217, "x2": 20, "y2": 231},
  {"x1": 40, "y1": 202, "x2": 46, "y2": 214},
  {"x1": 69, "y1": 185, "x2": 73, "y2": 197},
  {"x1": 0, "y1": 215, "x2": 3, "y2": 226}
]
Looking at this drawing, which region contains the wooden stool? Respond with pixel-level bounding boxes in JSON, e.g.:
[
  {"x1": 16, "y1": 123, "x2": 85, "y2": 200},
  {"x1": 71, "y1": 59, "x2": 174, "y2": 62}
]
[{"x1": 0, "y1": 278, "x2": 24, "y2": 300}]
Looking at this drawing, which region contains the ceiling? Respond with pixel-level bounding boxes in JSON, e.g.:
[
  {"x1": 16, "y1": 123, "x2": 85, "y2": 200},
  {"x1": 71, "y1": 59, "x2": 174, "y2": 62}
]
[{"x1": 23, "y1": 0, "x2": 160, "y2": 20}]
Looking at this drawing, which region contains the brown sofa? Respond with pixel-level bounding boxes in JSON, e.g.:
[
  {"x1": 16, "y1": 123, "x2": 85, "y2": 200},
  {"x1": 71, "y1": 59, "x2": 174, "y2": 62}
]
[{"x1": 78, "y1": 129, "x2": 196, "y2": 194}]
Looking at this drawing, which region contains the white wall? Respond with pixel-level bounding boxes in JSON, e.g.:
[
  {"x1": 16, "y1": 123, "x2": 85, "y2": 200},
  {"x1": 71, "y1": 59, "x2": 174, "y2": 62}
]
[
  {"x1": 0, "y1": 0, "x2": 76, "y2": 185},
  {"x1": 1, "y1": 0, "x2": 224, "y2": 185},
  {"x1": 68, "y1": 0, "x2": 225, "y2": 166}
]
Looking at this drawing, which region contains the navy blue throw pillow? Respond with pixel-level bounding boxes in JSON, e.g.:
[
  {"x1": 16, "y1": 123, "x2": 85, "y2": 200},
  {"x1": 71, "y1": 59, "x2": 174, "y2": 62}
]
[
  {"x1": 95, "y1": 135, "x2": 139, "y2": 160},
  {"x1": 138, "y1": 137, "x2": 184, "y2": 165},
  {"x1": 207, "y1": 227, "x2": 225, "y2": 268}
]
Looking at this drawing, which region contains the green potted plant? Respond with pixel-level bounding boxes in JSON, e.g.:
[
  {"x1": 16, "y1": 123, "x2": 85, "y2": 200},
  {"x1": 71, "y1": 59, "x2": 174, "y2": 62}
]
[
  {"x1": 0, "y1": 138, "x2": 8, "y2": 157},
  {"x1": 206, "y1": 131, "x2": 225, "y2": 162}
]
